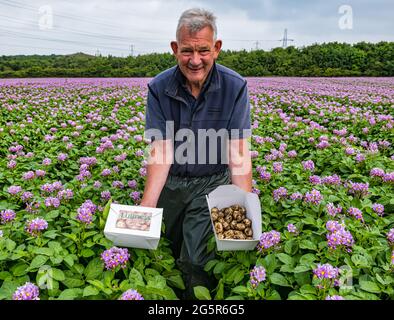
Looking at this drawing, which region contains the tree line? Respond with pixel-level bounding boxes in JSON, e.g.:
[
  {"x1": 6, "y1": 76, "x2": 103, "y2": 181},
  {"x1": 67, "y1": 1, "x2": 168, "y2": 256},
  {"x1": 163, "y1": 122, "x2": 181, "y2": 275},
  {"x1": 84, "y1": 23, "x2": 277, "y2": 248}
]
[{"x1": 0, "y1": 41, "x2": 393, "y2": 78}]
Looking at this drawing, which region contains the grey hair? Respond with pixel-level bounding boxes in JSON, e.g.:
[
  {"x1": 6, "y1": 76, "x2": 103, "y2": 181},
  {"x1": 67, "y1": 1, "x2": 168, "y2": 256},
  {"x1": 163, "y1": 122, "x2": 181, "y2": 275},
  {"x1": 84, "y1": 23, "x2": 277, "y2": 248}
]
[{"x1": 176, "y1": 8, "x2": 217, "y2": 41}]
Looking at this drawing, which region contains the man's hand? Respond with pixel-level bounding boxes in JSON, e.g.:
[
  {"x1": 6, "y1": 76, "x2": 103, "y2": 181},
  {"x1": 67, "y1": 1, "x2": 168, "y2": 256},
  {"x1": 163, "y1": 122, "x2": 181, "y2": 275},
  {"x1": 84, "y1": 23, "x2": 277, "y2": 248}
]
[
  {"x1": 140, "y1": 139, "x2": 173, "y2": 208},
  {"x1": 228, "y1": 138, "x2": 252, "y2": 193}
]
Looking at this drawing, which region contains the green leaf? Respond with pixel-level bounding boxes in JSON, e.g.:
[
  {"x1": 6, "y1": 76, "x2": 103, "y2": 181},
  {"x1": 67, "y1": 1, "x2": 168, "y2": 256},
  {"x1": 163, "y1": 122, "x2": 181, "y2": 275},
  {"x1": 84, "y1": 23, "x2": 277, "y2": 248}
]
[
  {"x1": 0, "y1": 271, "x2": 12, "y2": 281},
  {"x1": 64, "y1": 255, "x2": 75, "y2": 267},
  {"x1": 5, "y1": 239, "x2": 16, "y2": 252},
  {"x1": 83, "y1": 285, "x2": 100, "y2": 297},
  {"x1": 52, "y1": 268, "x2": 66, "y2": 281},
  {"x1": 84, "y1": 258, "x2": 104, "y2": 280},
  {"x1": 359, "y1": 279, "x2": 381, "y2": 294},
  {"x1": 299, "y1": 240, "x2": 317, "y2": 251},
  {"x1": 277, "y1": 253, "x2": 295, "y2": 266},
  {"x1": 57, "y1": 288, "x2": 83, "y2": 300},
  {"x1": 81, "y1": 248, "x2": 95, "y2": 258},
  {"x1": 33, "y1": 247, "x2": 54, "y2": 256},
  {"x1": 11, "y1": 263, "x2": 29, "y2": 276},
  {"x1": 129, "y1": 268, "x2": 145, "y2": 287},
  {"x1": 30, "y1": 255, "x2": 49, "y2": 269},
  {"x1": 270, "y1": 273, "x2": 292, "y2": 287},
  {"x1": 62, "y1": 277, "x2": 85, "y2": 288},
  {"x1": 193, "y1": 286, "x2": 212, "y2": 300},
  {"x1": 87, "y1": 279, "x2": 105, "y2": 291},
  {"x1": 0, "y1": 280, "x2": 19, "y2": 300},
  {"x1": 232, "y1": 286, "x2": 248, "y2": 294},
  {"x1": 103, "y1": 198, "x2": 112, "y2": 220},
  {"x1": 293, "y1": 265, "x2": 311, "y2": 273},
  {"x1": 213, "y1": 261, "x2": 226, "y2": 274},
  {"x1": 299, "y1": 253, "x2": 316, "y2": 266},
  {"x1": 103, "y1": 271, "x2": 115, "y2": 288},
  {"x1": 284, "y1": 239, "x2": 298, "y2": 255}
]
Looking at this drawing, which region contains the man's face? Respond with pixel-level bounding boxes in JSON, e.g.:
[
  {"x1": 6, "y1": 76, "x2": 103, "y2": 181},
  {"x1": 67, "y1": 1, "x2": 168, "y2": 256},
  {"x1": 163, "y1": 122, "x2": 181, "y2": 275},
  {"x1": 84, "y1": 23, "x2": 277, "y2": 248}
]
[{"x1": 171, "y1": 26, "x2": 222, "y2": 88}]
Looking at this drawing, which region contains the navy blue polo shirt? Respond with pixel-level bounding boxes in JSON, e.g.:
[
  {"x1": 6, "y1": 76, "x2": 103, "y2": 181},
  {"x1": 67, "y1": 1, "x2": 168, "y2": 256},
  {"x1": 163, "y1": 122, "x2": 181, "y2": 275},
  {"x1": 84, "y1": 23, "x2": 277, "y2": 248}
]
[{"x1": 144, "y1": 62, "x2": 251, "y2": 177}]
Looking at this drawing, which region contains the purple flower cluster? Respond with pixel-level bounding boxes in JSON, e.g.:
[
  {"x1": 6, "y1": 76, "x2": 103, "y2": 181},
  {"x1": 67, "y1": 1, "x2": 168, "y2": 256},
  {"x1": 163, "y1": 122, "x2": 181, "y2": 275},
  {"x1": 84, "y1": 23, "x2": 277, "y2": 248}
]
[
  {"x1": 347, "y1": 207, "x2": 364, "y2": 222},
  {"x1": 0, "y1": 209, "x2": 16, "y2": 224},
  {"x1": 302, "y1": 160, "x2": 315, "y2": 171},
  {"x1": 57, "y1": 189, "x2": 74, "y2": 201},
  {"x1": 325, "y1": 295, "x2": 345, "y2": 300},
  {"x1": 114, "y1": 153, "x2": 127, "y2": 162},
  {"x1": 250, "y1": 265, "x2": 266, "y2": 288},
  {"x1": 257, "y1": 230, "x2": 281, "y2": 251},
  {"x1": 313, "y1": 263, "x2": 340, "y2": 279},
  {"x1": 22, "y1": 171, "x2": 35, "y2": 180},
  {"x1": 12, "y1": 282, "x2": 40, "y2": 300},
  {"x1": 57, "y1": 153, "x2": 68, "y2": 162},
  {"x1": 304, "y1": 189, "x2": 323, "y2": 205},
  {"x1": 322, "y1": 174, "x2": 341, "y2": 186},
  {"x1": 128, "y1": 180, "x2": 137, "y2": 189},
  {"x1": 44, "y1": 197, "x2": 60, "y2": 208},
  {"x1": 273, "y1": 187, "x2": 287, "y2": 202},
  {"x1": 101, "y1": 247, "x2": 130, "y2": 270},
  {"x1": 290, "y1": 192, "x2": 303, "y2": 200},
  {"x1": 79, "y1": 156, "x2": 97, "y2": 166},
  {"x1": 25, "y1": 218, "x2": 48, "y2": 237},
  {"x1": 372, "y1": 203, "x2": 384, "y2": 216},
  {"x1": 273, "y1": 162, "x2": 283, "y2": 173},
  {"x1": 119, "y1": 289, "x2": 144, "y2": 300},
  {"x1": 130, "y1": 191, "x2": 141, "y2": 201},
  {"x1": 326, "y1": 220, "x2": 354, "y2": 251},
  {"x1": 8, "y1": 185, "x2": 22, "y2": 195},
  {"x1": 309, "y1": 175, "x2": 321, "y2": 185},
  {"x1": 347, "y1": 181, "x2": 369, "y2": 197},
  {"x1": 101, "y1": 168, "x2": 112, "y2": 177},
  {"x1": 326, "y1": 203, "x2": 342, "y2": 217},
  {"x1": 101, "y1": 190, "x2": 111, "y2": 201},
  {"x1": 287, "y1": 223, "x2": 298, "y2": 234},
  {"x1": 387, "y1": 228, "x2": 394, "y2": 244},
  {"x1": 76, "y1": 200, "x2": 97, "y2": 224}
]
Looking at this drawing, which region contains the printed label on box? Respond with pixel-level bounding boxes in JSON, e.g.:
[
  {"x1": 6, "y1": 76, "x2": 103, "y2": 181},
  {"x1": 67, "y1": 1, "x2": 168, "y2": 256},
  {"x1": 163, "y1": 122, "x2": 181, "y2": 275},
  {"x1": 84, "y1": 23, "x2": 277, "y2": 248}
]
[{"x1": 115, "y1": 209, "x2": 152, "y2": 231}]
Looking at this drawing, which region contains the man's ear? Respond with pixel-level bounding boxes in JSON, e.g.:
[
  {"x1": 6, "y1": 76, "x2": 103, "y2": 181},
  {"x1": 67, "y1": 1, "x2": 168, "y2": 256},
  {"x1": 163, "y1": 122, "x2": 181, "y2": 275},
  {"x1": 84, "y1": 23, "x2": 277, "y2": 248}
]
[
  {"x1": 170, "y1": 41, "x2": 178, "y2": 55},
  {"x1": 213, "y1": 39, "x2": 222, "y2": 58}
]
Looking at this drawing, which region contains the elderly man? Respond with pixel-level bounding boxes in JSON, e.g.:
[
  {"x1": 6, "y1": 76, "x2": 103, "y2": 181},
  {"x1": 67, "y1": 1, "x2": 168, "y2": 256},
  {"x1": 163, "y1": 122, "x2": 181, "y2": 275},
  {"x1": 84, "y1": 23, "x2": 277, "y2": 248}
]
[{"x1": 141, "y1": 8, "x2": 252, "y2": 299}]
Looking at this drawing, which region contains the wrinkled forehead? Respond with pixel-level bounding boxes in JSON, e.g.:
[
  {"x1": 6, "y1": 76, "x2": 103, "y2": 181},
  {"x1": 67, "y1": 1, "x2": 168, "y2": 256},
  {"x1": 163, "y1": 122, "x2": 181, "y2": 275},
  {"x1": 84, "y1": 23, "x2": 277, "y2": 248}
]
[{"x1": 177, "y1": 26, "x2": 215, "y2": 44}]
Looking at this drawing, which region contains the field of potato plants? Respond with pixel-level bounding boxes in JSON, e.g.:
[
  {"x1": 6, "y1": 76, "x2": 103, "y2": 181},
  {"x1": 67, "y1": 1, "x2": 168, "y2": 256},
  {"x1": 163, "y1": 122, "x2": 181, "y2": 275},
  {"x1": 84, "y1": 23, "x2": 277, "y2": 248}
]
[{"x1": 0, "y1": 77, "x2": 393, "y2": 300}]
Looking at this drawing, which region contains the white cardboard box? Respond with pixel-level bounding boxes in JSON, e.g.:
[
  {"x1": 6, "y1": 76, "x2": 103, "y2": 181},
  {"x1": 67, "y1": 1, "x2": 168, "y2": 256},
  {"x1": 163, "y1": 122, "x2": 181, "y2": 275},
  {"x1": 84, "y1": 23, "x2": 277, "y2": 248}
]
[
  {"x1": 206, "y1": 185, "x2": 262, "y2": 251},
  {"x1": 104, "y1": 203, "x2": 163, "y2": 250}
]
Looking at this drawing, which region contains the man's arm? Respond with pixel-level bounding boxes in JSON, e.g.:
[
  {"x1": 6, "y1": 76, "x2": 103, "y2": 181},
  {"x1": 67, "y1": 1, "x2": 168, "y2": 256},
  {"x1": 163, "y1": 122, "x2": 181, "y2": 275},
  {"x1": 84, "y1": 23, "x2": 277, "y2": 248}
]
[
  {"x1": 140, "y1": 139, "x2": 173, "y2": 208},
  {"x1": 228, "y1": 138, "x2": 252, "y2": 193}
]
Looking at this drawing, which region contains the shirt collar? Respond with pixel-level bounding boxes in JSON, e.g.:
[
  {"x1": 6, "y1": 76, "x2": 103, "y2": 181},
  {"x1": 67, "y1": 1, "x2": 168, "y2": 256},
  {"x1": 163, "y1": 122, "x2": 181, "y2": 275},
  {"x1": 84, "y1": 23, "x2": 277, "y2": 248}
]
[{"x1": 165, "y1": 62, "x2": 221, "y2": 98}]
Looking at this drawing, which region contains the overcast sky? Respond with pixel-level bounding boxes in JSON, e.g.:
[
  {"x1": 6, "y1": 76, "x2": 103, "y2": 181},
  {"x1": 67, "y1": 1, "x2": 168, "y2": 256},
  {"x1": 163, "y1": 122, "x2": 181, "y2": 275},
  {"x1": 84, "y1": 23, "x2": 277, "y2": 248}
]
[{"x1": 0, "y1": 0, "x2": 393, "y2": 56}]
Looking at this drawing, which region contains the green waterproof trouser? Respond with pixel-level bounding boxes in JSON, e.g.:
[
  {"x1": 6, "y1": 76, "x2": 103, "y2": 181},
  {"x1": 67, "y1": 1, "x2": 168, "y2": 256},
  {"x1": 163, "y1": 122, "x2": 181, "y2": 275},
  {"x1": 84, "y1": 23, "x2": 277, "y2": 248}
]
[{"x1": 157, "y1": 169, "x2": 231, "y2": 299}]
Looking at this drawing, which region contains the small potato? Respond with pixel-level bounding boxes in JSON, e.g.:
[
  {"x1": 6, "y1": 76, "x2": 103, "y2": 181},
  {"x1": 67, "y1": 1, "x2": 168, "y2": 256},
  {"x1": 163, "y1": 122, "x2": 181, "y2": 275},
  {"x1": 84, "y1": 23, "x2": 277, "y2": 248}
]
[
  {"x1": 211, "y1": 207, "x2": 219, "y2": 214},
  {"x1": 222, "y1": 221, "x2": 231, "y2": 231},
  {"x1": 236, "y1": 223, "x2": 246, "y2": 231},
  {"x1": 224, "y1": 230, "x2": 235, "y2": 239},
  {"x1": 246, "y1": 236, "x2": 253, "y2": 240},
  {"x1": 240, "y1": 207, "x2": 246, "y2": 215},
  {"x1": 218, "y1": 217, "x2": 225, "y2": 224},
  {"x1": 211, "y1": 211, "x2": 219, "y2": 222},
  {"x1": 218, "y1": 210, "x2": 225, "y2": 219},
  {"x1": 243, "y1": 218, "x2": 252, "y2": 228},
  {"x1": 214, "y1": 222, "x2": 223, "y2": 234},
  {"x1": 217, "y1": 233, "x2": 225, "y2": 240},
  {"x1": 244, "y1": 227, "x2": 253, "y2": 237},
  {"x1": 224, "y1": 208, "x2": 233, "y2": 216},
  {"x1": 234, "y1": 213, "x2": 244, "y2": 222},
  {"x1": 234, "y1": 231, "x2": 246, "y2": 240},
  {"x1": 224, "y1": 214, "x2": 233, "y2": 224},
  {"x1": 230, "y1": 220, "x2": 238, "y2": 230}
]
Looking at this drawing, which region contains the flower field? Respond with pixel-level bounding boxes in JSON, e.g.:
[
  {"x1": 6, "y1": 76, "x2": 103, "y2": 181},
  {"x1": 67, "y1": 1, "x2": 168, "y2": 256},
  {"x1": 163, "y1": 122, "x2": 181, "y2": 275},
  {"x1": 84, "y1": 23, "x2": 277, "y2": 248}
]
[{"x1": 0, "y1": 77, "x2": 393, "y2": 300}]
